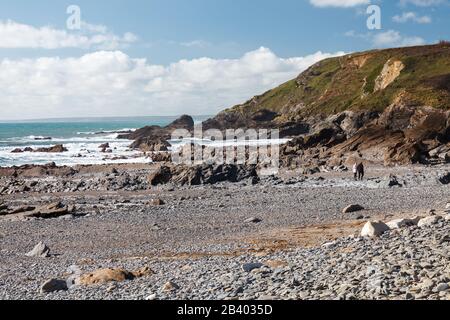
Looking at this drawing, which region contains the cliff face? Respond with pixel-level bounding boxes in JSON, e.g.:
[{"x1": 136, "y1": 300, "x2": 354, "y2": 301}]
[
  {"x1": 202, "y1": 43, "x2": 450, "y2": 166},
  {"x1": 205, "y1": 43, "x2": 450, "y2": 128}
]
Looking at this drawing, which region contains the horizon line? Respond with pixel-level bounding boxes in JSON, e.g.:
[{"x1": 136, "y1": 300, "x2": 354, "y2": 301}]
[{"x1": 0, "y1": 114, "x2": 213, "y2": 123}]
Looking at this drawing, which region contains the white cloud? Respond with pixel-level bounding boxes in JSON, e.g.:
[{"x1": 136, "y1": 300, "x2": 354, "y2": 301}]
[
  {"x1": 179, "y1": 40, "x2": 211, "y2": 48},
  {"x1": 393, "y1": 12, "x2": 432, "y2": 23},
  {"x1": 399, "y1": 0, "x2": 446, "y2": 6},
  {"x1": 310, "y1": 0, "x2": 370, "y2": 8},
  {"x1": 0, "y1": 20, "x2": 138, "y2": 50},
  {"x1": 0, "y1": 48, "x2": 345, "y2": 120},
  {"x1": 372, "y1": 30, "x2": 426, "y2": 47},
  {"x1": 345, "y1": 29, "x2": 426, "y2": 48}
]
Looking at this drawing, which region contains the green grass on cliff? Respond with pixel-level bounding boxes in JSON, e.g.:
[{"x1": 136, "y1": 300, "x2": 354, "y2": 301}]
[{"x1": 229, "y1": 43, "x2": 450, "y2": 118}]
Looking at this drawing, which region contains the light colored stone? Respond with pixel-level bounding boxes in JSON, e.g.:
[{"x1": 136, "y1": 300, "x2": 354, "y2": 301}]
[
  {"x1": 386, "y1": 218, "x2": 419, "y2": 229},
  {"x1": 264, "y1": 260, "x2": 288, "y2": 269},
  {"x1": 244, "y1": 217, "x2": 262, "y2": 224},
  {"x1": 25, "y1": 242, "x2": 50, "y2": 258},
  {"x1": 417, "y1": 215, "x2": 443, "y2": 227},
  {"x1": 374, "y1": 59, "x2": 405, "y2": 92},
  {"x1": 77, "y1": 267, "x2": 153, "y2": 286},
  {"x1": 162, "y1": 281, "x2": 180, "y2": 292},
  {"x1": 361, "y1": 221, "x2": 390, "y2": 237},
  {"x1": 435, "y1": 283, "x2": 449, "y2": 292}
]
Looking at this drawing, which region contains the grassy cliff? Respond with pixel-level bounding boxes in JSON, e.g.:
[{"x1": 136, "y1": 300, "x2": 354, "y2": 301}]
[{"x1": 223, "y1": 43, "x2": 450, "y2": 122}]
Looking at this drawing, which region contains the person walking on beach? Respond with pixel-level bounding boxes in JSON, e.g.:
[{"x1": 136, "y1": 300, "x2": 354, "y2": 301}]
[
  {"x1": 353, "y1": 163, "x2": 358, "y2": 181},
  {"x1": 357, "y1": 162, "x2": 365, "y2": 181}
]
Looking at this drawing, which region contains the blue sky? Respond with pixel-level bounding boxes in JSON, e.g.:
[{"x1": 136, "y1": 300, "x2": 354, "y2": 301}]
[{"x1": 0, "y1": 0, "x2": 449, "y2": 120}]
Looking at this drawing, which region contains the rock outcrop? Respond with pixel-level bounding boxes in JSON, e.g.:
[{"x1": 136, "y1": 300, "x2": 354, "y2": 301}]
[
  {"x1": 199, "y1": 43, "x2": 450, "y2": 167},
  {"x1": 148, "y1": 164, "x2": 259, "y2": 186},
  {"x1": 120, "y1": 115, "x2": 194, "y2": 152},
  {"x1": 10, "y1": 145, "x2": 68, "y2": 153},
  {"x1": 374, "y1": 59, "x2": 404, "y2": 92}
]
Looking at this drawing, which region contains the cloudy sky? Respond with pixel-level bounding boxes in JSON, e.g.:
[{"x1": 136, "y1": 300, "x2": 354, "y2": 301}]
[{"x1": 0, "y1": 0, "x2": 449, "y2": 120}]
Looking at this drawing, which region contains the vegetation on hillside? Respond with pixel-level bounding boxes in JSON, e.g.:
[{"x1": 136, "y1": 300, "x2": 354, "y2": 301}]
[{"x1": 225, "y1": 43, "x2": 450, "y2": 120}]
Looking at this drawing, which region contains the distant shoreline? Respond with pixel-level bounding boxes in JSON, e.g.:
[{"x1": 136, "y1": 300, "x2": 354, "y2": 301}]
[{"x1": 0, "y1": 115, "x2": 213, "y2": 124}]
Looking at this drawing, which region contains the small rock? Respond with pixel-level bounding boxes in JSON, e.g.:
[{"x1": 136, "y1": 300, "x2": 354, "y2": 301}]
[
  {"x1": 149, "y1": 199, "x2": 165, "y2": 206},
  {"x1": 405, "y1": 293, "x2": 414, "y2": 300},
  {"x1": 435, "y1": 283, "x2": 449, "y2": 292},
  {"x1": 146, "y1": 294, "x2": 157, "y2": 300},
  {"x1": 242, "y1": 263, "x2": 264, "y2": 272},
  {"x1": 343, "y1": 204, "x2": 364, "y2": 214},
  {"x1": 265, "y1": 260, "x2": 288, "y2": 269},
  {"x1": 361, "y1": 221, "x2": 390, "y2": 237},
  {"x1": 417, "y1": 215, "x2": 443, "y2": 227},
  {"x1": 162, "y1": 281, "x2": 180, "y2": 292},
  {"x1": 244, "y1": 217, "x2": 262, "y2": 224},
  {"x1": 106, "y1": 284, "x2": 117, "y2": 292},
  {"x1": 40, "y1": 279, "x2": 68, "y2": 293},
  {"x1": 322, "y1": 241, "x2": 336, "y2": 248},
  {"x1": 151, "y1": 223, "x2": 162, "y2": 231},
  {"x1": 25, "y1": 242, "x2": 50, "y2": 258}
]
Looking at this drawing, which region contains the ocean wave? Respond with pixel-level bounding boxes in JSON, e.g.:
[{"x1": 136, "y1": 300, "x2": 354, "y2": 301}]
[
  {"x1": 4, "y1": 134, "x2": 125, "y2": 144},
  {"x1": 0, "y1": 140, "x2": 144, "y2": 167},
  {"x1": 77, "y1": 128, "x2": 136, "y2": 135}
]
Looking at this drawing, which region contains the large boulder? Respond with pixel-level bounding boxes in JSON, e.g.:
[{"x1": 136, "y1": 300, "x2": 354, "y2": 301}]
[
  {"x1": 130, "y1": 137, "x2": 170, "y2": 152},
  {"x1": 148, "y1": 166, "x2": 173, "y2": 186},
  {"x1": 361, "y1": 221, "x2": 390, "y2": 237}
]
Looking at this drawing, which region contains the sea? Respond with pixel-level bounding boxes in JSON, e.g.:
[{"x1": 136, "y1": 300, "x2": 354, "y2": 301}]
[{"x1": 0, "y1": 116, "x2": 210, "y2": 167}]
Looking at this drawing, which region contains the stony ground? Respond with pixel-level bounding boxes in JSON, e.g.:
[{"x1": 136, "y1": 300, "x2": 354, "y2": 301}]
[{"x1": 0, "y1": 164, "x2": 449, "y2": 300}]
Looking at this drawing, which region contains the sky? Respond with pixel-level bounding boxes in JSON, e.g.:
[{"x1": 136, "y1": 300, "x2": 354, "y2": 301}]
[{"x1": 0, "y1": 0, "x2": 449, "y2": 120}]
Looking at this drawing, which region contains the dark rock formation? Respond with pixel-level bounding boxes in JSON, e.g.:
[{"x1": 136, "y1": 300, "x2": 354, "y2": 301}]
[
  {"x1": 148, "y1": 164, "x2": 259, "y2": 186},
  {"x1": 119, "y1": 115, "x2": 194, "y2": 152},
  {"x1": 34, "y1": 145, "x2": 68, "y2": 153},
  {"x1": 130, "y1": 138, "x2": 170, "y2": 152}
]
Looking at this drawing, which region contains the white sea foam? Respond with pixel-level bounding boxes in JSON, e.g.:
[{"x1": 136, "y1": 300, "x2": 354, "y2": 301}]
[
  {"x1": 1, "y1": 134, "x2": 289, "y2": 167},
  {"x1": 0, "y1": 132, "x2": 150, "y2": 167},
  {"x1": 76, "y1": 128, "x2": 137, "y2": 135}
]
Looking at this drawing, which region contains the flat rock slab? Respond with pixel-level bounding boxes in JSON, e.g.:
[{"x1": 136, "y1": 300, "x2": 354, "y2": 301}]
[{"x1": 78, "y1": 267, "x2": 153, "y2": 286}]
